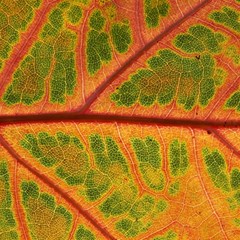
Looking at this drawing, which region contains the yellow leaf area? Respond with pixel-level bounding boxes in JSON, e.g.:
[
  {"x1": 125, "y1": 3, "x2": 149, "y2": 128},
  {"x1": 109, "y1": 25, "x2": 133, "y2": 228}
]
[
  {"x1": 89, "y1": 0, "x2": 240, "y2": 121},
  {"x1": 0, "y1": 146, "x2": 105, "y2": 240},
  {"x1": 0, "y1": 0, "x2": 206, "y2": 115},
  {"x1": 2, "y1": 122, "x2": 240, "y2": 239}
]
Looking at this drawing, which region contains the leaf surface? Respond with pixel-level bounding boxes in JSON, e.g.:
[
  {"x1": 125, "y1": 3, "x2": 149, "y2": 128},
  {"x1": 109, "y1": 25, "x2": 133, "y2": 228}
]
[{"x1": 0, "y1": 0, "x2": 240, "y2": 239}]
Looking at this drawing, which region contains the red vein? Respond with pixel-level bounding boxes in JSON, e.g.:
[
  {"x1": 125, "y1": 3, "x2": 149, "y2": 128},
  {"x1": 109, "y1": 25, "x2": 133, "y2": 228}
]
[
  {"x1": 0, "y1": 135, "x2": 116, "y2": 240},
  {"x1": 0, "y1": 112, "x2": 239, "y2": 128},
  {"x1": 78, "y1": 4, "x2": 95, "y2": 103},
  {"x1": 68, "y1": 215, "x2": 79, "y2": 240},
  {"x1": 13, "y1": 161, "x2": 30, "y2": 240},
  {"x1": 115, "y1": 123, "x2": 147, "y2": 195},
  {"x1": 39, "y1": 57, "x2": 56, "y2": 112},
  {"x1": 141, "y1": 221, "x2": 179, "y2": 240},
  {"x1": 157, "y1": 127, "x2": 170, "y2": 194},
  {"x1": 0, "y1": 0, "x2": 61, "y2": 91},
  {"x1": 78, "y1": 0, "x2": 212, "y2": 113},
  {"x1": 209, "y1": 128, "x2": 240, "y2": 158},
  {"x1": 204, "y1": 76, "x2": 240, "y2": 120}
]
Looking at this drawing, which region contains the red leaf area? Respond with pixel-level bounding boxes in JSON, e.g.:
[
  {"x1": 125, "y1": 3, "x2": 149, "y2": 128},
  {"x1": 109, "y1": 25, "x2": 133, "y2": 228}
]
[{"x1": 0, "y1": 0, "x2": 240, "y2": 239}]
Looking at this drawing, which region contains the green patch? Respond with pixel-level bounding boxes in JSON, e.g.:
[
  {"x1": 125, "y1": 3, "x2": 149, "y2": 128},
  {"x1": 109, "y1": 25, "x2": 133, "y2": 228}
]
[
  {"x1": 40, "y1": 193, "x2": 55, "y2": 209},
  {"x1": 234, "y1": 191, "x2": 240, "y2": 205},
  {"x1": 21, "y1": 181, "x2": 40, "y2": 203},
  {"x1": 144, "y1": 0, "x2": 169, "y2": 28},
  {"x1": 231, "y1": 168, "x2": 240, "y2": 190},
  {"x1": 58, "y1": 1, "x2": 70, "y2": 9},
  {"x1": 202, "y1": 148, "x2": 230, "y2": 192},
  {"x1": 131, "y1": 137, "x2": 162, "y2": 168},
  {"x1": 111, "y1": 49, "x2": 225, "y2": 110},
  {"x1": 0, "y1": 40, "x2": 10, "y2": 62},
  {"x1": 49, "y1": 8, "x2": 63, "y2": 30},
  {"x1": 21, "y1": 181, "x2": 72, "y2": 240},
  {"x1": 213, "y1": 68, "x2": 226, "y2": 86},
  {"x1": 2, "y1": 48, "x2": 48, "y2": 106},
  {"x1": 226, "y1": 45, "x2": 240, "y2": 66},
  {"x1": 100, "y1": 191, "x2": 132, "y2": 217},
  {"x1": 20, "y1": 132, "x2": 90, "y2": 186},
  {"x1": 139, "y1": 163, "x2": 165, "y2": 191},
  {"x1": 153, "y1": 230, "x2": 178, "y2": 240},
  {"x1": 1, "y1": 26, "x2": 18, "y2": 44},
  {"x1": 209, "y1": 7, "x2": 240, "y2": 33},
  {"x1": 89, "y1": 134, "x2": 128, "y2": 175},
  {"x1": 225, "y1": 91, "x2": 240, "y2": 112},
  {"x1": 0, "y1": 161, "x2": 18, "y2": 239},
  {"x1": 111, "y1": 23, "x2": 132, "y2": 53},
  {"x1": 75, "y1": 225, "x2": 95, "y2": 240},
  {"x1": 88, "y1": 134, "x2": 140, "y2": 206},
  {"x1": 86, "y1": 30, "x2": 112, "y2": 75},
  {"x1": 168, "y1": 181, "x2": 180, "y2": 195},
  {"x1": 131, "y1": 137, "x2": 165, "y2": 191},
  {"x1": 106, "y1": 137, "x2": 129, "y2": 172},
  {"x1": 78, "y1": 0, "x2": 91, "y2": 5},
  {"x1": 84, "y1": 170, "x2": 111, "y2": 201},
  {"x1": 25, "y1": 0, "x2": 41, "y2": 8},
  {"x1": 56, "y1": 131, "x2": 71, "y2": 146},
  {"x1": 231, "y1": 190, "x2": 240, "y2": 209},
  {"x1": 67, "y1": 5, "x2": 82, "y2": 24},
  {"x1": 129, "y1": 195, "x2": 155, "y2": 219},
  {"x1": 9, "y1": 15, "x2": 24, "y2": 30},
  {"x1": 169, "y1": 139, "x2": 189, "y2": 177},
  {"x1": 234, "y1": 218, "x2": 240, "y2": 227},
  {"x1": 33, "y1": 42, "x2": 54, "y2": 78},
  {"x1": 227, "y1": 191, "x2": 240, "y2": 211},
  {"x1": 0, "y1": 11, "x2": 8, "y2": 30},
  {"x1": 174, "y1": 25, "x2": 225, "y2": 54},
  {"x1": 83, "y1": 10, "x2": 139, "y2": 75},
  {"x1": 89, "y1": 10, "x2": 105, "y2": 31},
  {"x1": 0, "y1": 0, "x2": 40, "y2": 69},
  {"x1": 116, "y1": 218, "x2": 151, "y2": 237},
  {"x1": 156, "y1": 199, "x2": 168, "y2": 212},
  {"x1": 21, "y1": 131, "x2": 133, "y2": 204},
  {"x1": 99, "y1": 183, "x2": 138, "y2": 217},
  {"x1": 50, "y1": 30, "x2": 77, "y2": 103},
  {"x1": 227, "y1": 197, "x2": 238, "y2": 211}
]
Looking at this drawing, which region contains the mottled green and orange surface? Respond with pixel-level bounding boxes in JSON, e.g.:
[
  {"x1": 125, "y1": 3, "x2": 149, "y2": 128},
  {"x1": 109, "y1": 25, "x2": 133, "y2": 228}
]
[{"x1": 0, "y1": 0, "x2": 239, "y2": 239}]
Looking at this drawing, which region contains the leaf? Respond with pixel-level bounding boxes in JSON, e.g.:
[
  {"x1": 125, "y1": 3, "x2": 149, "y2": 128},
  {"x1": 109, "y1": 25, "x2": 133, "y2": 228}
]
[{"x1": 0, "y1": 0, "x2": 239, "y2": 239}]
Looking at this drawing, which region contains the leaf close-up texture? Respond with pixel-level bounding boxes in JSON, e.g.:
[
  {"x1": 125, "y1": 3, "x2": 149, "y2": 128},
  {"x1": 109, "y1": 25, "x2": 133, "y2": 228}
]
[{"x1": 0, "y1": 0, "x2": 240, "y2": 239}]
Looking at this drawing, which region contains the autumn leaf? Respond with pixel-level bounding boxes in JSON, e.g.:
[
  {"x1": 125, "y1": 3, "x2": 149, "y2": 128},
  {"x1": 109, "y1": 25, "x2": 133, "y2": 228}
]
[{"x1": 0, "y1": 0, "x2": 240, "y2": 239}]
